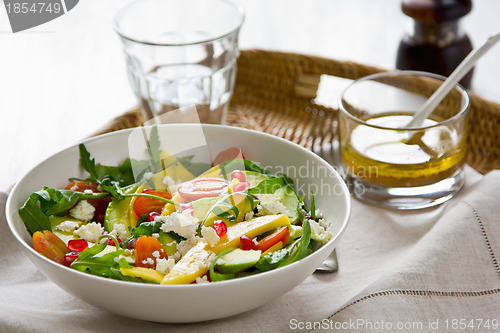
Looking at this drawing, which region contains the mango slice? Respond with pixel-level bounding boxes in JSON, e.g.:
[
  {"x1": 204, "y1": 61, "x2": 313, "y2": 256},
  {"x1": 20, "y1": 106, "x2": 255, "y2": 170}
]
[
  {"x1": 160, "y1": 242, "x2": 213, "y2": 284},
  {"x1": 120, "y1": 267, "x2": 165, "y2": 283},
  {"x1": 209, "y1": 214, "x2": 290, "y2": 254}
]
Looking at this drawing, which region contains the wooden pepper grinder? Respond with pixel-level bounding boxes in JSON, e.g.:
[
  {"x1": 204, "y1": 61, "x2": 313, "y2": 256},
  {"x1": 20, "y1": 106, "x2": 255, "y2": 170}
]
[{"x1": 396, "y1": 0, "x2": 474, "y2": 88}]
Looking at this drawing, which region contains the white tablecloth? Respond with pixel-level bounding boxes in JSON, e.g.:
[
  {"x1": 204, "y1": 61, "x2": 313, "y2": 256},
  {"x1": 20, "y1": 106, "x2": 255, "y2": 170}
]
[{"x1": 1, "y1": 167, "x2": 499, "y2": 332}]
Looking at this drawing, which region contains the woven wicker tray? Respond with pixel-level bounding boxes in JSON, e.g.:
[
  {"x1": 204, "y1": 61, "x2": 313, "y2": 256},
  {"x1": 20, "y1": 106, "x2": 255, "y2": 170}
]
[{"x1": 95, "y1": 49, "x2": 500, "y2": 174}]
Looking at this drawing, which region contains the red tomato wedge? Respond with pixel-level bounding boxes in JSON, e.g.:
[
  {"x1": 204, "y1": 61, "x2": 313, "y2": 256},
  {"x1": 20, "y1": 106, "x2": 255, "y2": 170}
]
[
  {"x1": 134, "y1": 236, "x2": 168, "y2": 269},
  {"x1": 65, "y1": 181, "x2": 110, "y2": 223},
  {"x1": 254, "y1": 226, "x2": 290, "y2": 253},
  {"x1": 133, "y1": 189, "x2": 172, "y2": 217},
  {"x1": 33, "y1": 230, "x2": 70, "y2": 265},
  {"x1": 177, "y1": 178, "x2": 229, "y2": 202},
  {"x1": 212, "y1": 146, "x2": 245, "y2": 166}
]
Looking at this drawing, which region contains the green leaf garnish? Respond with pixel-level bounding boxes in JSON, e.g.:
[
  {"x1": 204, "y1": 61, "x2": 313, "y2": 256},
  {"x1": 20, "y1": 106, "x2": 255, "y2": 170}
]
[{"x1": 18, "y1": 187, "x2": 109, "y2": 236}]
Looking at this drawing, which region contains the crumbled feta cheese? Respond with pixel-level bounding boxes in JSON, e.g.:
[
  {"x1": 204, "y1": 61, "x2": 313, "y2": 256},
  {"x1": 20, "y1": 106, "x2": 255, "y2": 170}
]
[
  {"x1": 73, "y1": 222, "x2": 104, "y2": 242},
  {"x1": 152, "y1": 233, "x2": 160, "y2": 239},
  {"x1": 162, "y1": 175, "x2": 182, "y2": 193},
  {"x1": 309, "y1": 219, "x2": 332, "y2": 242},
  {"x1": 142, "y1": 257, "x2": 155, "y2": 266},
  {"x1": 83, "y1": 189, "x2": 93, "y2": 194},
  {"x1": 176, "y1": 235, "x2": 200, "y2": 257},
  {"x1": 69, "y1": 200, "x2": 95, "y2": 222},
  {"x1": 197, "y1": 261, "x2": 207, "y2": 269},
  {"x1": 54, "y1": 221, "x2": 80, "y2": 233},
  {"x1": 69, "y1": 184, "x2": 78, "y2": 191},
  {"x1": 259, "y1": 202, "x2": 290, "y2": 216},
  {"x1": 152, "y1": 250, "x2": 160, "y2": 258},
  {"x1": 244, "y1": 211, "x2": 255, "y2": 221},
  {"x1": 123, "y1": 249, "x2": 133, "y2": 256},
  {"x1": 159, "y1": 211, "x2": 200, "y2": 239},
  {"x1": 201, "y1": 226, "x2": 220, "y2": 247},
  {"x1": 143, "y1": 171, "x2": 154, "y2": 180},
  {"x1": 315, "y1": 208, "x2": 323, "y2": 219},
  {"x1": 111, "y1": 223, "x2": 129, "y2": 242},
  {"x1": 169, "y1": 251, "x2": 181, "y2": 262},
  {"x1": 195, "y1": 275, "x2": 209, "y2": 284},
  {"x1": 155, "y1": 258, "x2": 175, "y2": 274}
]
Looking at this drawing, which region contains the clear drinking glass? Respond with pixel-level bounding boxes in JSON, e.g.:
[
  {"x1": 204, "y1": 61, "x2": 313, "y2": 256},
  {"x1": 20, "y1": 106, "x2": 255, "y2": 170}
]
[
  {"x1": 113, "y1": 0, "x2": 245, "y2": 124},
  {"x1": 338, "y1": 71, "x2": 470, "y2": 209}
]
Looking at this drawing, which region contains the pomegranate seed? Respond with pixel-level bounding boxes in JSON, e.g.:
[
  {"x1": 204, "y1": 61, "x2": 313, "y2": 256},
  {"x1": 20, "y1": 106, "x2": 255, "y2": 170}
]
[
  {"x1": 100, "y1": 232, "x2": 122, "y2": 246},
  {"x1": 233, "y1": 182, "x2": 250, "y2": 192},
  {"x1": 213, "y1": 220, "x2": 227, "y2": 237},
  {"x1": 68, "y1": 239, "x2": 88, "y2": 252},
  {"x1": 177, "y1": 203, "x2": 194, "y2": 215},
  {"x1": 240, "y1": 235, "x2": 256, "y2": 250},
  {"x1": 147, "y1": 212, "x2": 160, "y2": 222},
  {"x1": 64, "y1": 252, "x2": 79, "y2": 267},
  {"x1": 230, "y1": 170, "x2": 246, "y2": 182}
]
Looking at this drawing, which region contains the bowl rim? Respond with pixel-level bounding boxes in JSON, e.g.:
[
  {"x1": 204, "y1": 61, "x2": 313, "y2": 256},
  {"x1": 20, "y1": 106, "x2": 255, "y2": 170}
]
[{"x1": 6, "y1": 124, "x2": 351, "y2": 288}]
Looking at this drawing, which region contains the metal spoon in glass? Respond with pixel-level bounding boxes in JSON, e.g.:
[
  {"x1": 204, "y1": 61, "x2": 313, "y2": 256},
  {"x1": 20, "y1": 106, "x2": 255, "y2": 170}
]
[{"x1": 405, "y1": 32, "x2": 500, "y2": 129}]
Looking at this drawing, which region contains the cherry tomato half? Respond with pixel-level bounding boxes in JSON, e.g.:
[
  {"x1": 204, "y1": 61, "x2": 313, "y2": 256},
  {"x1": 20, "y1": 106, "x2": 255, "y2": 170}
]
[
  {"x1": 177, "y1": 178, "x2": 229, "y2": 202},
  {"x1": 65, "y1": 181, "x2": 110, "y2": 223},
  {"x1": 133, "y1": 189, "x2": 172, "y2": 217},
  {"x1": 33, "y1": 230, "x2": 70, "y2": 265},
  {"x1": 212, "y1": 146, "x2": 245, "y2": 166},
  {"x1": 134, "y1": 236, "x2": 168, "y2": 269}
]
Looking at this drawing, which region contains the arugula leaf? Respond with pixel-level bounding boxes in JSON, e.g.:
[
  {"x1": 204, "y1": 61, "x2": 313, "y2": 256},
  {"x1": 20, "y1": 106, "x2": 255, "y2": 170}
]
[
  {"x1": 145, "y1": 125, "x2": 162, "y2": 174},
  {"x1": 95, "y1": 158, "x2": 136, "y2": 186},
  {"x1": 79, "y1": 144, "x2": 99, "y2": 180},
  {"x1": 71, "y1": 235, "x2": 123, "y2": 278},
  {"x1": 129, "y1": 221, "x2": 162, "y2": 237},
  {"x1": 220, "y1": 159, "x2": 276, "y2": 178},
  {"x1": 310, "y1": 192, "x2": 316, "y2": 220},
  {"x1": 18, "y1": 187, "x2": 109, "y2": 236},
  {"x1": 128, "y1": 219, "x2": 185, "y2": 242},
  {"x1": 78, "y1": 144, "x2": 136, "y2": 187}
]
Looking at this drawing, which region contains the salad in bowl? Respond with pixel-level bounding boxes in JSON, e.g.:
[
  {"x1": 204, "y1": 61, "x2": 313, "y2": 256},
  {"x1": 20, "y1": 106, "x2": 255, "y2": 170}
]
[
  {"x1": 7, "y1": 124, "x2": 349, "y2": 322},
  {"x1": 18, "y1": 128, "x2": 332, "y2": 285}
]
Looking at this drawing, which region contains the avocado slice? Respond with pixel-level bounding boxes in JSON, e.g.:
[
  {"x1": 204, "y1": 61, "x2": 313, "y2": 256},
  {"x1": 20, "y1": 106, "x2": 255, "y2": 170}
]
[
  {"x1": 157, "y1": 231, "x2": 179, "y2": 256},
  {"x1": 256, "y1": 186, "x2": 300, "y2": 224},
  {"x1": 103, "y1": 184, "x2": 139, "y2": 233},
  {"x1": 50, "y1": 216, "x2": 82, "y2": 243},
  {"x1": 216, "y1": 248, "x2": 262, "y2": 274},
  {"x1": 191, "y1": 197, "x2": 220, "y2": 221},
  {"x1": 243, "y1": 171, "x2": 272, "y2": 188}
]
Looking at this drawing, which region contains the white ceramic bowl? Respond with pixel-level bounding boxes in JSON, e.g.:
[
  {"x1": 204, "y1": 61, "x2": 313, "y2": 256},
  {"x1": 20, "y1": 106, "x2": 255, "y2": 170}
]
[{"x1": 6, "y1": 124, "x2": 350, "y2": 323}]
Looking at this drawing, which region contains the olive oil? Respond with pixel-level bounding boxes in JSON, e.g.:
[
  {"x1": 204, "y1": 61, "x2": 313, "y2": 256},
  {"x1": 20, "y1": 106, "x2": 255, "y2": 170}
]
[{"x1": 341, "y1": 113, "x2": 466, "y2": 187}]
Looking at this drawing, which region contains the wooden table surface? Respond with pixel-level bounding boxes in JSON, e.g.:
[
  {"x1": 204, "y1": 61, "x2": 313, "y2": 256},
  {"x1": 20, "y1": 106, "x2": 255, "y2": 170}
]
[{"x1": 1, "y1": 0, "x2": 499, "y2": 191}]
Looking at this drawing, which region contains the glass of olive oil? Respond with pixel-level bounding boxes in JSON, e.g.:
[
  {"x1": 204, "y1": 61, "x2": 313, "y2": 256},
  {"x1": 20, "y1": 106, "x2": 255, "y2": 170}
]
[{"x1": 338, "y1": 71, "x2": 470, "y2": 209}]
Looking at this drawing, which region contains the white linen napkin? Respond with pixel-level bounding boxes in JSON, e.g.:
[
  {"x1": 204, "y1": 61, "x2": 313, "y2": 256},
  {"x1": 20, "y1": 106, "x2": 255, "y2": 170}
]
[{"x1": 1, "y1": 167, "x2": 499, "y2": 332}]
